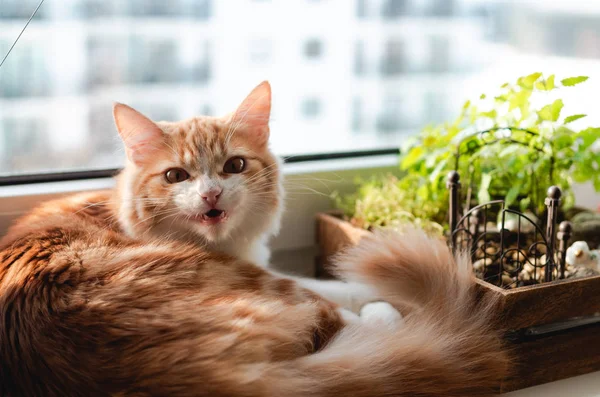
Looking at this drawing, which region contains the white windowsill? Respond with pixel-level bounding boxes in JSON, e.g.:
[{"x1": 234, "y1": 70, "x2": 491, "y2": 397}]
[
  {"x1": 504, "y1": 371, "x2": 600, "y2": 396},
  {"x1": 0, "y1": 177, "x2": 115, "y2": 198}
]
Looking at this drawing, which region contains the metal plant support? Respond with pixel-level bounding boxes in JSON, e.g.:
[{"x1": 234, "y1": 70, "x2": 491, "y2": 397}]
[{"x1": 447, "y1": 171, "x2": 572, "y2": 288}]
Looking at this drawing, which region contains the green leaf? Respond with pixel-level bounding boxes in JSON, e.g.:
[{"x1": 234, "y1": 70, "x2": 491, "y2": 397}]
[
  {"x1": 556, "y1": 125, "x2": 575, "y2": 135},
  {"x1": 594, "y1": 176, "x2": 600, "y2": 192},
  {"x1": 564, "y1": 114, "x2": 587, "y2": 124},
  {"x1": 508, "y1": 90, "x2": 531, "y2": 111},
  {"x1": 477, "y1": 173, "x2": 492, "y2": 204},
  {"x1": 422, "y1": 136, "x2": 437, "y2": 147},
  {"x1": 578, "y1": 127, "x2": 600, "y2": 148},
  {"x1": 518, "y1": 72, "x2": 542, "y2": 89},
  {"x1": 573, "y1": 161, "x2": 594, "y2": 183},
  {"x1": 417, "y1": 184, "x2": 429, "y2": 200},
  {"x1": 480, "y1": 93, "x2": 486, "y2": 100},
  {"x1": 553, "y1": 134, "x2": 573, "y2": 150},
  {"x1": 446, "y1": 125, "x2": 460, "y2": 139},
  {"x1": 400, "y1": 146, "x2": 423, "y2": 170},
  {"x1": 538, "y1": 99, "x2": 564, "y2": 122},
  {"x1": 480, "y1": 109, "x2": 497, "y2": 119},
  {"x1": 462, "y1": 100, "x2": 471, "y2": 110},
  {"x1": 535, "y1": 74, "x2": 555, "y2": 91},
  {"x1": 505, "y1": 182, "x2": 522, "y2": 207},
  {"x1": 429, "y1": 158, "x2": 449, "y2": 183},
  {"x1": 546, "y1": 75, "x2": 555, "y2": 90},
  {"x1": 561, "y1": 76, "x2": 589, "y2": 87}
]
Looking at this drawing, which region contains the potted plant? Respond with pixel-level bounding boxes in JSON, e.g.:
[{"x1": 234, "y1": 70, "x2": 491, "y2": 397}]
[{"x1": 316, "y1": 73, "x2": 600, "y2": 391}]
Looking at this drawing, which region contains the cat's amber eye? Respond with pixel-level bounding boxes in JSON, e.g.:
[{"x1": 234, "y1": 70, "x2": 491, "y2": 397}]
[
  {"x1": 165, "y1": 168, "x2": 190, "y2": 184},
  {"x1": 223, "y1": 157, "x2": 246, "y2": 174}
]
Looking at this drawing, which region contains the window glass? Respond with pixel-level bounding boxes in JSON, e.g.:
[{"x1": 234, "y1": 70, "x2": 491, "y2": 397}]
[{"x1": 0, "y1": 0, "x2": 599, "y2": 176}]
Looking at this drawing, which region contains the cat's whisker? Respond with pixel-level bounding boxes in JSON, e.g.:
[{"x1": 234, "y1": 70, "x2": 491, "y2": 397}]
[
  {"x1": 131, "y1": 208, "x2": 181, "y2": 229},
  {"x1": 225, "y1": 171, "x2": 279, "y2": 195},
  {"x1": 241, "y1": 163, "x2": 280, "y2": 184},
  {"x1": 241, "y1": 173, "x2": 282, "y2": 189},
  {"x1": 73, "y1": 197, "x2": 168, "y2": 215},
  {"x1": 167, "y1": 212, "x2": 184, "y2": 230},
  {"x1": 284, "y1": 176, "x2": 344, "y2": 185},
  {"x1": 284, "y1": 176, "x2": 345, "y2": 189},
  {"x1": 283, "y1": 188, "x2": 333, "y2": 198},
  {"x1": 158, "y1": 212, "x2": 185, "y2": 226}
]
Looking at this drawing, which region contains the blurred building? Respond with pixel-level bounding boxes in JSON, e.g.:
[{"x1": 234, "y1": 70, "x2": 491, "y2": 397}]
[{"x1": 0, "y1": 0, "x2": 599, "y2": 175}]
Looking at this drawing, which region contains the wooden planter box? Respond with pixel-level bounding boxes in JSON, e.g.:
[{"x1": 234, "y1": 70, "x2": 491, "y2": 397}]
[{"x1": 316, "y1": 211, "x2": 600, "y2": 393}]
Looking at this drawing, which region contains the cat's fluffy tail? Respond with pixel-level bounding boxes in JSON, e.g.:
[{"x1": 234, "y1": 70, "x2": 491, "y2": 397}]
[{"x1": 263, "y1": 228, "x2": 510, "y2": 397}]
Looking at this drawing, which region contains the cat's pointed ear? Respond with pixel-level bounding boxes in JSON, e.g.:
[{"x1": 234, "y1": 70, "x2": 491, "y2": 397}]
[
  {"x1": 113, "y1": 103, "x2": 164, "y2": 165},
  {"x1": 231, "y1": 81, "x2": 272, "y2": 147}
]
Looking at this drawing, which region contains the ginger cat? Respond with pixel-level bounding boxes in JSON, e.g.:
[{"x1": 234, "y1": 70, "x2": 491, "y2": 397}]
[{"x1": 0, "y1": 82, "x2": 509, "y2": 396}]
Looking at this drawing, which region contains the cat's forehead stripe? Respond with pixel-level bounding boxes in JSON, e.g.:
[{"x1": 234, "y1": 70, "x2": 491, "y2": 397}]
[{"x1": 162, "y1": 117, "x2": 227, "y2": 172}]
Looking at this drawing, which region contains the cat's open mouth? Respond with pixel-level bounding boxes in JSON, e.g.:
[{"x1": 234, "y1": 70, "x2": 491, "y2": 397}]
[
  {"x1": 204, "y1": 209, "x2": 224, "y2": 219},
  {"x1": 194, "y1": 209, "x2": 227, "y2": 225}
]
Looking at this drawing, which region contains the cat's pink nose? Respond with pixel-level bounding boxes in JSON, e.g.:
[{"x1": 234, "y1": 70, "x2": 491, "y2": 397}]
[{"x1": 201, "y1": 188, "x2": 222, "y2": 207}]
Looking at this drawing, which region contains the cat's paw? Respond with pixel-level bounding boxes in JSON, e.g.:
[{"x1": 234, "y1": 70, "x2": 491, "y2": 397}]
[{"x1": 359, "y1": 301, "x2": 404, "y2": 331}]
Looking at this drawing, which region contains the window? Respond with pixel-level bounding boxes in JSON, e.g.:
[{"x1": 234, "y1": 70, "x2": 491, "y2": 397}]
[
  {"x1": 351, "y1": 97, "x2": 364, "y2": 132},
  {"x1": 356, "y1": 0, "x2": 368, "y2": 18},
  {"x1": 353, "y1": 41, "x2": 366, "y2": 76},
  {"x1": 248, "y1": 39, "x2": 272, "y2": 64},
  {"x1": 381, "y1": 0, "x2": 410, "y2": 18},
  {"x1": 380, "y1": 39, "x2": 406, "y2": 75},
  {"x1": 303, "y1": 39, "x2": 323, "y2": 59},
  {"x1": 301, "y1": 98, "x2": 322, "y2": 119},
  {"x1": 1, "y1": 1, "x2": 600, "y2": 177}
]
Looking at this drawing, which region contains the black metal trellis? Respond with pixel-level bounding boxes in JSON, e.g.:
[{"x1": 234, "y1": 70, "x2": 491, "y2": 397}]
[{"x1": 448, "y1": 171, "x2": 572, "y2": 288}]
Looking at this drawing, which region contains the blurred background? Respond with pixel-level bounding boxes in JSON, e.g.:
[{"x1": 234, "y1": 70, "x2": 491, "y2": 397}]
[{"x1": 1, "y1": 0, "x2": 599, "y2": 176}]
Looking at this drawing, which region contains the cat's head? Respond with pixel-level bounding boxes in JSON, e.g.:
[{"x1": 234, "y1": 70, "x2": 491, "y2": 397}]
[{"x1": 113, "y1": 81, "x2": 283, "y2": 246}]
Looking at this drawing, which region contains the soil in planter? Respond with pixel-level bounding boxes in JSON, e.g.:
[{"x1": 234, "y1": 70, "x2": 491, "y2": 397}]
[{"x1": 467, "y1": 233, "x2": 599, "y2": 289}]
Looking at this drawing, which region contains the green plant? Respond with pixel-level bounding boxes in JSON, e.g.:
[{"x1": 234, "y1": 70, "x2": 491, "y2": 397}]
[
  {"x1": 336, "y1": 73, "x2": 600, "y2": 235},
  {"x1": 332, "y1": 174, "x2": 446, "y2": 235}
]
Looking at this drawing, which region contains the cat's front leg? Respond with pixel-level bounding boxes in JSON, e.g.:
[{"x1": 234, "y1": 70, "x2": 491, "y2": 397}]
[
  {"x1": 252, "y1": 241, "x2": 380, "y2": 314},
  {"x1": 241, "y1": 238, "x2": 374, "y2": 313},
  {"x1": 294, "y1": 277, "x2": 379, "y2": 314},
  {"x1": 269, "y1": 270, "x2": 379, "y2": 313}
]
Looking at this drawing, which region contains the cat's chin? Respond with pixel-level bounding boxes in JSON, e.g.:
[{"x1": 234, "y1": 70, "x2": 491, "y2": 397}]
[{"x1": 192, "y1": 224, "x2": 230, "y2": 243}]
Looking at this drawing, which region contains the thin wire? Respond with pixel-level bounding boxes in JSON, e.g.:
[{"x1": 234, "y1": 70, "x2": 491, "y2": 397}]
[{"x1": 0, "y1": 0, "x2": 46, "y2": 70}]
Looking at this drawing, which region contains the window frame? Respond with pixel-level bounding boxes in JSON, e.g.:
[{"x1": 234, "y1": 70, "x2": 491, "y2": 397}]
[{"x1": 0, "y1": 148, "x2": 399, "y2": 186}]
